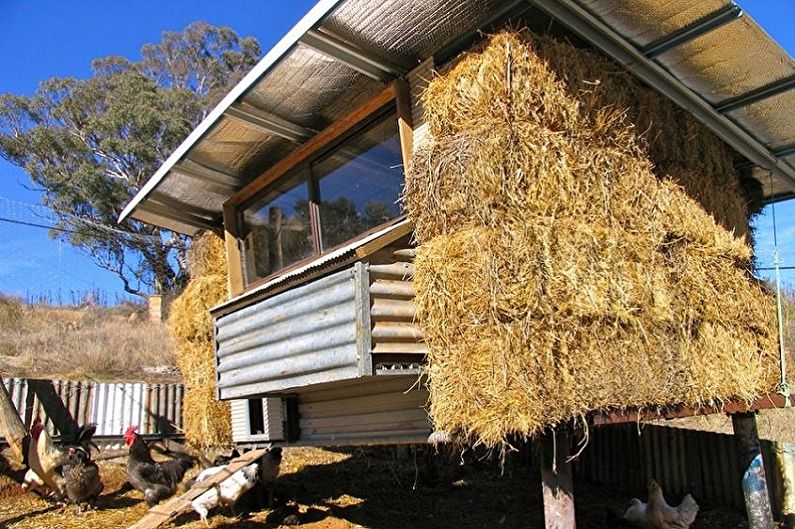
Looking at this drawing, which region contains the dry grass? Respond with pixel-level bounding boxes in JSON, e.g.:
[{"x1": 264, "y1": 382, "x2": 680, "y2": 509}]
[
  {"x1": 0, "y1": 295, "x2": 177, "y2": 383},
  {"x1": 404, "y1": 30, "x2": 782, "y2": 448},
  {"x1": 168, "y1": 232, "x2": 231, "y2": 449}
]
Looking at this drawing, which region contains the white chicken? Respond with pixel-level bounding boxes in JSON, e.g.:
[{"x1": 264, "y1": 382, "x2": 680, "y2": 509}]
[
  {"x1": 21, "y1": 468, "x2": 50, "y2": 497},
  {"x1": 27, "y1": 419, "x2": 67, "y2": 500},
  {"x1": 190, "y1": 462, "x2": 259, "y2": 523},
  {"x1": 623, "y1": 480, "x2": 699, "y2": 529}
]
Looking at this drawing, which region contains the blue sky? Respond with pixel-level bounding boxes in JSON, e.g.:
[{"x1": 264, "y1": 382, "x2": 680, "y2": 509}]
[{"x1": 0, "y1": 1, "x2": 793, "y2": 302}]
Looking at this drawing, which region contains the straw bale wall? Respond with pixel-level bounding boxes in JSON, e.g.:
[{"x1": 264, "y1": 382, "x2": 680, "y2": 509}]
[
  {"x1": 404, "y1": 30, "x2": 780, "y2": 448},
  {"x1": 168, "y1": 232, "x2": 231, "y2": 448}
]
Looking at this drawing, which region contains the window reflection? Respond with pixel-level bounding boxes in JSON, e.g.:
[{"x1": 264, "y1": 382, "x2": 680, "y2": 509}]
[
  {"x1": 314, "y1": 111, "x2": 403, "y2": 250},
  {"x1": 239, "y1": 108, "x2": 404, "y2": 286},
  {"x1": 241, "y1": 168, "x2": 313, "y2": 284}
]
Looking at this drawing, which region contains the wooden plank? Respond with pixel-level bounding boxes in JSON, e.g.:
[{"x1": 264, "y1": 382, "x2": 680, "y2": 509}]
[
  {"x1": 592, "y1": 394, "x2": 794, "y2": 425},
  {"x1": 731, "y1": 413, "x2": 775, "y2": 529},
  {"x1": 127, "y1": 447, "x2": 270, "y2": 529},
  {"x1": 395, "y1": 79, "x2": 414, "y2": 172},
  {"x1": 0, "y1": 376, "x2": 27, "y2": 462},
  {"x1": 227, "y1": 83, "x2": 397, "y2": 208},
  {"x1": 540, "y1": 429, "x2": 577, "y2": 529},
  {"x1": 223, "y1": 205, "x2": 245, "y2": 297}
]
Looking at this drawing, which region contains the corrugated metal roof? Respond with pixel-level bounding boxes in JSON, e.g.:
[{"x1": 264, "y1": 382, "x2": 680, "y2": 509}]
[{"x1": 121, "y1": 0, "x2": 795, "y2": 235}]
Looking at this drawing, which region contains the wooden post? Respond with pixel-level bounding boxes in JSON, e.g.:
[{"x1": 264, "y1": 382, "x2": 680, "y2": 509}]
[
  {"x1": 773, "y1": 441, "x2": 795, "y2": 528},
  {"x1": 732, "y1": 412, "x2": 775, "y2": 529},
  {"x1": 0, "y1": 376, "x2": 27, "y2": 462},
  {"x1": 540, "y1": 429, "x2": 577, "y2": 529}
]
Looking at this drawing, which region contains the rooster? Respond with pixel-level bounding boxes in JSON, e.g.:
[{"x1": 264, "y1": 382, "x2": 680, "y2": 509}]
[
  {"x1": 124, "y1": 425, "x2": 194, "y2": 506},
  {"x1": 61, "y1": 446, "x2": 103, "y2": 513},
  {"x1": 27, "y1": 418, "x2": 67, "y2": 500},
  {"x1": 622, "y1": 480, "x2": 699, "y2": 529}
]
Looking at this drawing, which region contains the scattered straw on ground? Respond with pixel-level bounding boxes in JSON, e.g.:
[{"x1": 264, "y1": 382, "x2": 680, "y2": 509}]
[
  {"x1": 404, "y1": 30, "x2": 781, "y2": 448},
  {"x1": 0, "y1": 446, "x2": 749, "y2": 529},
  {"x1": 169, "y1": 232, "x2": 231, "y2": 449}
]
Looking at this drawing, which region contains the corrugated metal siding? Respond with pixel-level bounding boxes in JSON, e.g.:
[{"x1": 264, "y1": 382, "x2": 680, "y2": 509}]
[
  {"x1": 576, "y1": 423, "x2": 787, "y2": 514},
  {"x1": 216, "y1": 266, "x2": 364, "y2": 399},
  {"x1": 1, "y1": 378, "x2": 184, "y2": 448},
  {"x1": 296, "y1": 375, "x2": 431, "y2": 445},
  {"x1": 368, "y1": 247, "x2": 426, "y2": 372}
]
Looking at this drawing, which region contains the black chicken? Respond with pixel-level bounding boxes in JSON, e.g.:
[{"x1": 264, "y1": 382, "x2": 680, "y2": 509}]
[
  {"x1": 124, "y1": 425, "x2": 194, "y2": 506},
  {"x1": 61, "y1": 446, "x2": 103, "y2": 513}
]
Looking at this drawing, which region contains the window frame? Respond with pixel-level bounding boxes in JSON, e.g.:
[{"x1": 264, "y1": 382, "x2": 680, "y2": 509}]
[{"x1": 223, "y1": 81, "x2": 413, "y2": 296}]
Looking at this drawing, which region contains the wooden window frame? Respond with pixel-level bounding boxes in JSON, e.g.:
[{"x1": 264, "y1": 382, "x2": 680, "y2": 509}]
[{"x1": 223, "y1": 80, "x2": 413, "y2": 297}]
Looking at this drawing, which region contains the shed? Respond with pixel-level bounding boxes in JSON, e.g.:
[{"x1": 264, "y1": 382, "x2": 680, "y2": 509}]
[{"x1": 121, "y1": 2, "x2": 795, "y2": 523}]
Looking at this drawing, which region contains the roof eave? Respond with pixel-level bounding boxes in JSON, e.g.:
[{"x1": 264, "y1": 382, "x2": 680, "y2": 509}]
[{"x1": 117, "y1": 0, "x2": 345, "y2": 226}]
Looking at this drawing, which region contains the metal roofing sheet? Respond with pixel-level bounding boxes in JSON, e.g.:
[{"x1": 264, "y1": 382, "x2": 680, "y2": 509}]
[
  {"x1": 120, "y1": 0, "x2": 795, "y2": 236},
  {"x1": 655, "y1": 16, "x2": 795, "y2": 105}
]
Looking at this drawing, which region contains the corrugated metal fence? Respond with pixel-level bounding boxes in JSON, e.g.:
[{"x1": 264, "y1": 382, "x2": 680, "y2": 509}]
[
  {"x1": 576, "y1": 423, "x2": 786, "y2": 515},
  {"x1": 2, "y1": 378, "x2": 184, "y2": 447}
]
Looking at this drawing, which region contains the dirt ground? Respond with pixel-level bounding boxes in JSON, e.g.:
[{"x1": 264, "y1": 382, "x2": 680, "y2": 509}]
[{"x1": 0, "y1": 445, "x2": 755, "y2": 529}]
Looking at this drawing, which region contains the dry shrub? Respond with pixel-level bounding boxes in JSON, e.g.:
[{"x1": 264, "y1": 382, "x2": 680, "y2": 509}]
[
  {"x1": 405, "y1": 30, "x2": 781, "y2": 448},
  {"x1": 169, "y1": 232, "x2": 231, "y2": 448}
]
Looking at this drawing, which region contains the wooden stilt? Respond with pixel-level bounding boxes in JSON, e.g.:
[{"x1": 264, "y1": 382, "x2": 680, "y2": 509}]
[
  {"x1": 732, "y1": 412, "x2": 775, "y2": 529},
  {"x1": 540, "y1": 429, "x2": 577, "y2": 529},
  {"x1": 0, "y1": 376, "x2": 27, "y2": 462}
]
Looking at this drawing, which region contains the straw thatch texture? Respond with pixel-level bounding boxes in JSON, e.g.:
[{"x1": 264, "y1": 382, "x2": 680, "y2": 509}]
[
  {"x1": 169, "y1": 232, "x2": 231, "y2": 448},
  {"x1": 404, "y1": 31, "x2": 780, "y2": 448}
]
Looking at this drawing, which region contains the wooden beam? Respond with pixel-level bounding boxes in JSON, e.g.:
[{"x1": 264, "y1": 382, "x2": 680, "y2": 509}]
[
  {"x1": 540, "y1": 429, "x2": 577, "y2": 529},
  {"x1": 226, "y1": 83, "x2": 397, "y2": 208},
  {"x1": 591, "y1": 394, "x2": 795, "y2": 426},
  {"x1": 223, "y1": 205, "x2": 245, "y2": 298},
  {"x1": 732, "y1": 413, "x2": 775, "y2": 529},
  {"x1": 127, "y1": 447, "x2": 270, "y2": 529},
  {"x1": 0, "y1": 376, "x2": 27, "y2": 462},
  {"x1": 395, "y1": 79, "x2": 414, "y2": 174}
]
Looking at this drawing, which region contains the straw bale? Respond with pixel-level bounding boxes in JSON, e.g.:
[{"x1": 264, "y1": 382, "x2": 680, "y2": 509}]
[
  {"x1": 169, "y1": 232, "x2": 231, "y2": 448},
  {"x1": 405, "y1": 30, "x2": 782, "y2": 447}
]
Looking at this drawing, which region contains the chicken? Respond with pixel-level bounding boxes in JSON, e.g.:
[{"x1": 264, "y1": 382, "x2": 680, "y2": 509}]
[
  {"x1": 622, "y1": 480, "x2": 699, "y2": 529},
  {"x1": 22, "y1": 468, "x2": 50, "y2": 497},
  {"x1": 61, "y1": 446, "x2": 103, "y2": 513},
  {"x1": 27, "y1": 418, "x2": 67, "y2": 500},
  {"x1": 124, "y1": 425, "x2": 194, "y2": 506},
  {"x1": 623, "y1": 498, "x2": 649, "y2": 527},
  {"x1": 190, "y1": 462, "x2": 259, "y2": 523}
]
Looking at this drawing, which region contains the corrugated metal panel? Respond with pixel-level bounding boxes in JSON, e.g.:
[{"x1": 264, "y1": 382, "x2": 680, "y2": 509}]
[
  {"x1": 577, "y1": 0, "x2": 726, "y2": 48},
  {"x1": 368, "y1": 247, "x2": 427, "y2": 372},
  {"x1": 574, "y1": 423, "x2": 788, "y2": 512},
  {"x1": 297, "y1": 375, "x2": 430, "y2": 445},
  {"x1": 216, "y1": 266, "x2": 363, "y2": 399},
  {"x1": 1, "y1": 378, "x2": 184, "y2": 449}
]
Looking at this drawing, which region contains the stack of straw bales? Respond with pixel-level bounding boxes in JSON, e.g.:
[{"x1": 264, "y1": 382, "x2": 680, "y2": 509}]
[
  {"x1": 168, "y1": 232, "x2": 231, "y2": 448},
  {"x1": 404, "y1": 30, "x2": 780, "y2": 448}
]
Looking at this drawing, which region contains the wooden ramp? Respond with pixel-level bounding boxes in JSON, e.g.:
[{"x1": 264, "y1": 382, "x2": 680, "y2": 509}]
[{"x1": 127, "y1": 447, "x2": 269, "y2": 529}]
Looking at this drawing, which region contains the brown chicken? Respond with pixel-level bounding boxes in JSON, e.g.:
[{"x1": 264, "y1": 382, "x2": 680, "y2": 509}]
[
  {"x1": 124, "y1": 425, "x2": 194, "y2": 506},
  {"x1": 27, "y1": 419, "x2": 67, "y2": 500},
  {"x1": 61, "y1": 446, "x2": 103, "y2": 513}
]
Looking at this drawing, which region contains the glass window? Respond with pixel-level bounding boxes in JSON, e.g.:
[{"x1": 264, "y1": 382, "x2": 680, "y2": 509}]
[
  {"x1": 241, "y1": 167, "x2": 314, "y2": 284},
  {"x1": 313, "y1": 111, "x2": 403, "y2": 250},
  {"x1": 237, "y1": 106, "x2": 405, "y2": 287}
]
